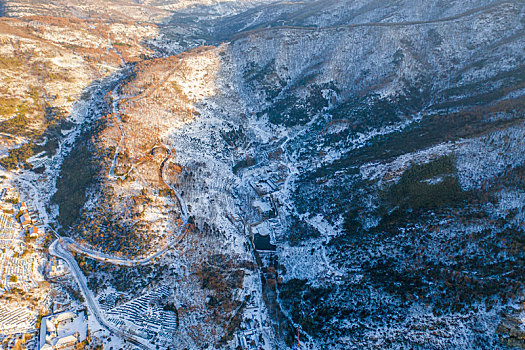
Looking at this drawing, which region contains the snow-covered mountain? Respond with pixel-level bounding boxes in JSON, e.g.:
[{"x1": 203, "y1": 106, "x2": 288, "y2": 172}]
[
  {"x1": 2, "y1": 0, "x2": 525, "y2": 349},
  {"x1": 156, "y1": 1, "x2": 525, "y2": 348}
]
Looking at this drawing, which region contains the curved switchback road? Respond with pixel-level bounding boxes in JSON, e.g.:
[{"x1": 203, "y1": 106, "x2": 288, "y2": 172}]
[
  {"x1": 49, "y1": 240, "x2": 152, "y2": 349},
  {"x1": 39, "y1": 67, "x2": 189, "y2": 347},
  {"x1": 47, "y1": 145, "x2": 190, "y2": 348},
  {"x1": 70, "y1": 61, "x2": 189, "y2": 266},
  {"x1": 65, "y1": 144, "x2": 189, "y2": 266}
]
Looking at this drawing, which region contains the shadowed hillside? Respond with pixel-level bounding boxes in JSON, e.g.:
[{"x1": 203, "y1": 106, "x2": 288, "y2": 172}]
[{"x1": 2, "y1": 0, "x2": 525, "y2": 349}]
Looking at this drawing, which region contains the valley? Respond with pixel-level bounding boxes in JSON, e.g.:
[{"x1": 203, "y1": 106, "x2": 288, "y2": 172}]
[{"x1": 0, "y1": 0, "x2": 524, "y2": 349}]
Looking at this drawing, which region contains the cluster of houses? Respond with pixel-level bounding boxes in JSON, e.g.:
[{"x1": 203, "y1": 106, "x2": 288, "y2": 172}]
[
  {"x1": 247, "y1": 173, "x2": 286, "y2": 253},
  {"x1": 0, "y1": 211, "x2": 39, "y2": 292},
  {"x1": 250, "y1": 173, "x2": 284, "y2": 219},
  {"x1": 237, "y1": 329, "x2": 259, "y2": 350},
  {"x1": 249, "y1": 175, "x2": 283, "y2": 198},
  {"x1": 45, "y1": 257, "x2": 68, "y2": 279},
  {"x1": 16, "y1": 202, "x2": 39, "y2": 238},
  {"x1": 235, "y1": 290, "x2": 269, "y2": 350}
]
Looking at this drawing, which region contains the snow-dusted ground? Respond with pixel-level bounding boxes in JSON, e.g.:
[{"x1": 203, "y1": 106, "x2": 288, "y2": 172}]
[{"x1": 1, "y1": 0, "x2": 524, "y2": 349}]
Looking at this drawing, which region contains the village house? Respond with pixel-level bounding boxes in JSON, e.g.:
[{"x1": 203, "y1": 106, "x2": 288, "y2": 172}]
[
  {"x1": 19, "y1": 213, "x2": 31, "y2": 227},
  {"x1": 18, "y1": 202, "x2": 27, "y2": 212},
  {"x1": 28, "y1": 226, "x2": 39, "y2": 238}
]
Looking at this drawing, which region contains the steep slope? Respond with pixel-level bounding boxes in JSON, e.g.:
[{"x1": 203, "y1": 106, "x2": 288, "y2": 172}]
[
  {"x1": 231, "y1": 2, "x2": 525, "y2": 349},
  {"x1": 0, "y1": 15, "x2": 157, "y2": 170},
  {"x1": 208, "y1": 0, "x2": 505, "y2": 40},
  {"x1": 54, "y1": 49, "x2": 270, "y2": 349},
  {"x1": 147, "y1": 1, "x2": 525, "y2": 348},
  {"x1": 4, "y1": 0, "x2": 277, "y2": 22},
  {"x1": 4, "y1": 0, "x2": 525, "y2": 349}
]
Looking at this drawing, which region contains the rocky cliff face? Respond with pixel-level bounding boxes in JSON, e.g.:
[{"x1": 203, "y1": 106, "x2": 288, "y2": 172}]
[
  {"x1": 157, "y1": 1, "x2": 525, "y2": 348},
  {"x1": 58, "y1": 0, "x2": 525, "y2": 348}
]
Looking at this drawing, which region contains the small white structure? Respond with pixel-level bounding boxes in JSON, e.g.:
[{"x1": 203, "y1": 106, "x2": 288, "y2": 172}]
[
  {"x1": 19, "y1": 202, "x2": 28, "y2": 212},
  {"x1": 40, "y1": 311, "x2": 87, "y2": 350},
  {"x1": 54, "y1": 334, "x2": 78, "y2": 349},
  {"x1": 50, "y1": 311, "x2": 76, "y2": 326}
]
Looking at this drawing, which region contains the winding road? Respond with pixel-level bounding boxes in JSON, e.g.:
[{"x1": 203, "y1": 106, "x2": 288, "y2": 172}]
[
  {"x1": 72, "y1": 70, "x2": 190, "y2": 267},
  {"x1": 108, "y1": 85, "x2": 133, "y2": 181},
  {"x1": 231, "y1": 0, "x2": 519, "y2": 39},
  {"x1": 49, "y1": 240, "x2": 151, "y2": 349},
  {"x1": 65, "y1": 143, "x2": 189, "y2": 266},
  {"x1": 46, "y1": 142, "x2": 189, "y2": 348},
  {"x1": 24, "y1": 67, "x2": 190, "y2": 348}
]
